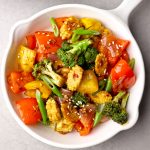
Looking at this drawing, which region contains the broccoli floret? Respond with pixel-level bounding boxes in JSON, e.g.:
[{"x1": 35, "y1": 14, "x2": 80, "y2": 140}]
[
  {"x1": 85, "y1": 47, "x2": 98, "y2": 64},
  {"x1": 112, "y1": 109, "x2": 128, "y2": 125},
  {"x1": 71, "y1": 92, "x2": 88, "y2": 107},
  {"x1": 57, "y1": 39, "x2": 92, "y2": 67},
  {"x1": 102, "y1": 101, "x2": 128, "y2": 125},
  {"x1": 77, "y1": 55, "x2": 85, "y2": 66},
  {"x1": 32, "y1": 59, "x2": 65, "y2": 87},
  {"x1": 61, "y1": 41, "x2": 72, "y2": 51},
  {"x1": 102, "y1": 101, "x2": 121, "y2": 116}
]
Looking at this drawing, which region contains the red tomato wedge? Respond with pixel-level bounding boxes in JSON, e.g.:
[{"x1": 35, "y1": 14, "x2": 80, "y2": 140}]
[
  {"x1": 100, "y1": 34, "x2": 130, "y2": 67},
  {"x1": 121, "y1": 50, "x2": 129, "y2": 62},
  {"x1": 26, "y1": 35, "x2": 36, "y2": 49},
  {"x1": 75, "y1": 104, "x2": 96, "y2": 136},
  {"x1": 35, "y1": 31, "x2": 62, "y2": 54},
  {"x1": 7, "y1": 72, "x2": 34, "y2": 94},
  {"x1": 55, "y1": 17, "x2": 68, "y2": 29},
  {"x1": 74, "y1": 121, "x2": 92, "y2": 136},
  {"x1": 16, "y1": 98, "x2": 42, "y2": 125},
  {"x1": 110, "y1": 59, "x2": 136, "y2": 92}
]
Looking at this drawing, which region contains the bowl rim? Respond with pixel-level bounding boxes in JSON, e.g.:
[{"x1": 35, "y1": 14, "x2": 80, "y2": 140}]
[{"x1": 1, "y1": 4, "x2": 145, "y2": 149}]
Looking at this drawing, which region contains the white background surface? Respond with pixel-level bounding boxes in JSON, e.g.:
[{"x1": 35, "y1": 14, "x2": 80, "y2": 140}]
[{"x1": 0, "y1": 0, "x2": 150, "y2": 149}]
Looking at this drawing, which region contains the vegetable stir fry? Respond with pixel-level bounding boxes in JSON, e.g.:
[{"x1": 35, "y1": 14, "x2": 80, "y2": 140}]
[{"x1": 7, "y1": 16, "x2": 136, "y2": 136}]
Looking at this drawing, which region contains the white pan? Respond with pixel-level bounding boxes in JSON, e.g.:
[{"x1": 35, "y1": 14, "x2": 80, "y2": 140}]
[{"x1": 1, "y1": 0, "x2": 145, "y2": 149}]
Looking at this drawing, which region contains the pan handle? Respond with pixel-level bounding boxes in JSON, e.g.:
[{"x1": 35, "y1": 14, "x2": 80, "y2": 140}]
[{"x1": 110, "y1": 0, "x2": 143, "y2": 23}]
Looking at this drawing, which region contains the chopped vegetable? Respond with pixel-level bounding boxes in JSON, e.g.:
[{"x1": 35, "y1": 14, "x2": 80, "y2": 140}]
[
  {"x1": 99, "y1": 34, "x2": 130, "y2": 67},
  {"x1": 50, "y1": 17, "x2": 59, "y2": 37},
  {"x1": 55, "y1": 17, "x2": 68, "y2": 29},
  {"x1": 73, "y1": 28, "x2": 100, "y2": 35},
  {"x1": 84, "y1": 47, "x2": 98, "y2": 64},
  {"x1": 129, "y1": 58, "x2": 135, "y2": 69},
  {"x1": 61, "y1": 102, "x2": 79, "y2": 122},
  {"x1": 7, "y1": 71, "x2": 34, "y2": 94},
  {"x1": 57, "y1": 39, "x2": 92, "y2": 67},
  {"x1": 121, "y1": 93, "x2": 129, "y2": 108},
  {"x1": 112, "y1": 109, "x2": 128, "y2": 125},
  {"x1": 110, "y1": 59, "x2": 136, "y2": 92},
  {"x1": 71, "y1": 92, "x2": 88, "y2": 107},
  {"x1": 78, "y1": 104, "x2": 96, "y2": 136},
  {"x1": 35, "y1": 31, "x2": 62, "y2": 54},
  {"x1": 16, "y1": 98, "x2": 42, "y2": 125},
  {"x1": 32, "y1": 59, "x2": 65, "y2": 87},
  {"x1": 113, "y1": 91, "x2": 126, "y2": 102},
  {"x1": 36, "y1": 90, "x2": 48, "y2": 125},
  {"x1": 102, "y1": 101, "x2": 128, "y2": 125},
  {"x1": 93, "y1": 104, "x2": 105, "y2": 127},
  {"x1": 71, "y1": 32, "x2": 80, "y2": 42},
  {"x1": 105, "y1": 77, "x2": 112, "y2": 92},
  {"x1": 93, "y1": 111, "x2": 102, "y2": 127},
  {"x1": 81, "y1": 18, "x2": 105, "y2": 32},
  {"x1": 18, "y1": 45, "x2": 36, "y2": 72},
  {"x1": 77, "y1": 70, "x2": 98, "y2": 94},
  {"x1": 24, "y1": 80, "x2": 51, "y2": 99},
  {"x1": 26, "y1": 35, "x2": 36, "y2": 49},
  {"x1": 40, "y1": 75, "x2": 63, "y2": 98}
]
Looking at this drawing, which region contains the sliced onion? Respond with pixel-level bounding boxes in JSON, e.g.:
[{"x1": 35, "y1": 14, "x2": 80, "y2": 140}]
[
  {"x1": 54, "y1": 96, "x2": 63, "y2": 105},
  {"x1": 61, "y1": 88, "x2": 73, "y2": 97},
  {"x1": 47, "y1": 53, "x2": 58, "y2": 62}
]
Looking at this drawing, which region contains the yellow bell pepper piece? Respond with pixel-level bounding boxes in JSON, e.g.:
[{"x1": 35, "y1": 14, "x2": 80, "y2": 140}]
[
  {"x1": 25, "y1": 90, "x2": 36, "y2": 98},
  {"x1": 18, "y1": 45, "x2": 36, "y2": 72},
  {"x1": 24, "y1": 80, "x2": 51, "y2": 99},
  {"x1": 81, "y1": 18, "x2": 105, "y2": 32}
]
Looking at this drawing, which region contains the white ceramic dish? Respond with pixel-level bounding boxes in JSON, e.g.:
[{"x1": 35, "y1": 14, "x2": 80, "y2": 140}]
[{"x1": 1, "y1": 0, "x2": 145, "y2": 149}]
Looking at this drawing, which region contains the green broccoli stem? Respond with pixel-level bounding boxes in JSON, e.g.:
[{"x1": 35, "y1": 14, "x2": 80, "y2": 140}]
[
  {"x1": 121, "y1": 93, "x2": 129, "y2": 108},
  {"x1": 50, "y1": 17, "x2": 59, "y2": 37},
  {"x1": 40, "y1": 75, "x2": 63, "y2": 98},
  {"x1": 113, "y1": 91, "x2": 126, "y2": 102},
  {"x1": 68, "y1": 39, "x2": 92, "y2": 54},
  {"x1": 73, "y1": 28, "x2": 100, "y2": 35},
  {"x1": 36, "y1": 90, "x2": 48, "y2": 125},
  {"x1": 105, "y1": 77, "x2": 112, "y2": 92}
]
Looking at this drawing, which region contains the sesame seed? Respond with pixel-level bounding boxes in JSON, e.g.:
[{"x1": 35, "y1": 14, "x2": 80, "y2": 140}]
[
  {"x1": 116, "y1": 44, "x2": 119, "y2": 49},
  {"x1": 119, "y1": 44, "x2": 123, "y2": 48}
]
